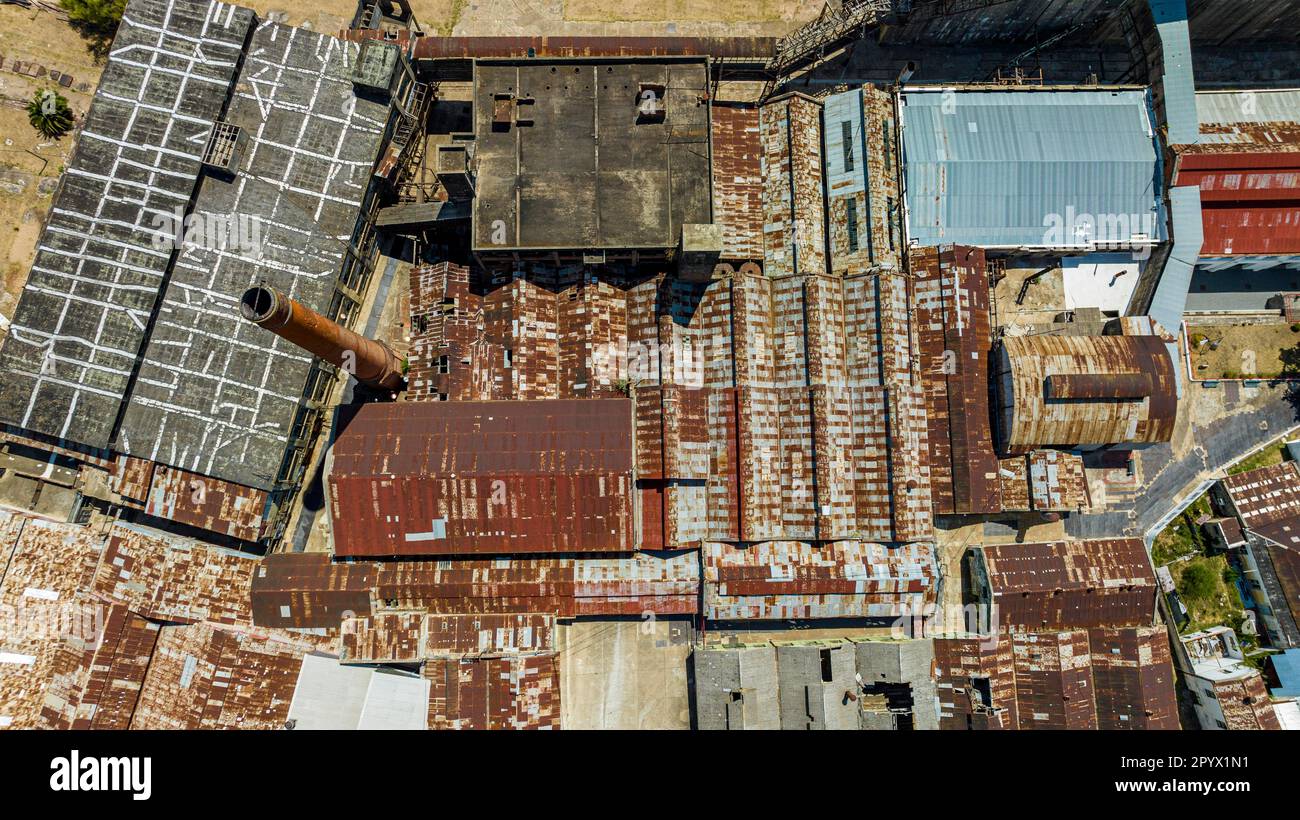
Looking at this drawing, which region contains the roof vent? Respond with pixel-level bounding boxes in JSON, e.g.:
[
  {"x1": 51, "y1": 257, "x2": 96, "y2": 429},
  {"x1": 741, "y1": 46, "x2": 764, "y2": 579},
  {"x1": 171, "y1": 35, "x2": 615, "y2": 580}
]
[
  {"x1": 202, "y1": 121, "x2": 245, "y2": 175},
  {"x1": 352, "y1": 39, "x2": 401, "y2": 93}
]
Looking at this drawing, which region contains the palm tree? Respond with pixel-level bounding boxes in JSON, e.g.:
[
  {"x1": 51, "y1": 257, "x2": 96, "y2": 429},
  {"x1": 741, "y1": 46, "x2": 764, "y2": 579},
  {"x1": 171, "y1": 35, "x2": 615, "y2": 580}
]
[{"x1": 27, "y1": 90, "x2": 74, "y2": 140}]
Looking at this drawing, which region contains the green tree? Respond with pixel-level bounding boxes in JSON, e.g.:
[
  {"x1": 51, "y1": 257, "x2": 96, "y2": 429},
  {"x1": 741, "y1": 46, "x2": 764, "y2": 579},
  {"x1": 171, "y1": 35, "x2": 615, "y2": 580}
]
[
  {"x1": 27, "y1": 90, "x2": 74, "y2": 140},
  {"x1": 1181, "y1": 562, "x2": 1218, "y2": 601},
  {"x1": 61, "y1": 0, "x2": 126, "y2": 57}
]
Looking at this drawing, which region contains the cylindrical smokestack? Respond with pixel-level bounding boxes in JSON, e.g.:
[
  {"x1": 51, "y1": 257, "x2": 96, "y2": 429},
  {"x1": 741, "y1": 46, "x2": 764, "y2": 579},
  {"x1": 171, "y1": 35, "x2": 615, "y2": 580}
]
[{"x1": 240, "y1": 285, "x2": 404, "y2": 391}]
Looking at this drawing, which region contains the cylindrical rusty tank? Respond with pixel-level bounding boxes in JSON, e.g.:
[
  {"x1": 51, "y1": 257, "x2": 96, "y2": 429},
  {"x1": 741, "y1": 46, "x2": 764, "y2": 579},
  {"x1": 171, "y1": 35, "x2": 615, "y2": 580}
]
[{"x1": 240, "y1": 285, "x2": 404, "y2": 391}]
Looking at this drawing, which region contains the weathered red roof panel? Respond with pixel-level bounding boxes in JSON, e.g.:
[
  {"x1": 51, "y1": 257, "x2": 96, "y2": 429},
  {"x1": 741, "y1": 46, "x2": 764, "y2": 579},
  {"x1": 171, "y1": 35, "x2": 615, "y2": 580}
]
[
  {"x1": 1087, "y1": 626, "x2": 1180, "y2": 730},
  {"x1": 329, "y1": 399, "x2": 634, "y2": 556},
  {"x1": 979, "y1": 539, "x2": 1158, "y2": 631},
  {"x1": 1176, "y1": 151, "x2": 1300, "y2": 255},
  {"x1": 425, "y1": 653, "x2": 561, "y2": 730}
]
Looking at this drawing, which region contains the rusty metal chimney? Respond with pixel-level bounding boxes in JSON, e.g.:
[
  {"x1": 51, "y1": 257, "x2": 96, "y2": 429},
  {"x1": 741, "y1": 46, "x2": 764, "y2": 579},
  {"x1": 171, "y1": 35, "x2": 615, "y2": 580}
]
[{"x1": 240, "y1": 285, "x2": 404, "y2": 391}]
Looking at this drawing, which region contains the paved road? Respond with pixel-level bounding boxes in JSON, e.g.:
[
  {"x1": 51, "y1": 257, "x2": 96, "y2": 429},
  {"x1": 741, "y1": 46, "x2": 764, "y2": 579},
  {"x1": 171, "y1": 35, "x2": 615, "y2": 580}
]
[{"x1": 1066, "y1": 382, "x2": 1300, "y2": 540}]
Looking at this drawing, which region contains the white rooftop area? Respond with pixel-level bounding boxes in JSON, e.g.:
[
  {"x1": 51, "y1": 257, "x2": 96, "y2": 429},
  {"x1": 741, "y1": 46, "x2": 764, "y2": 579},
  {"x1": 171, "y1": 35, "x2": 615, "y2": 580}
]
[
  {"x1": 1195, "y1": 88, "x2": 1300, "y2": 127},
  {"x1": 1062, "y1": 254, "x2": 1143, "y2": 314},
  {"x1": 1275, "y1": 698, "x2": 1300, "y2": 730},
  {"x1": 1182, "y1": 626, "x2": 1258, "y2": 682},
  {"x1": 286, "y1": 653, "x2": 430, "y2": 730},
  {"x1": 1188, "y1": 655, "x2": 1259, "y2": 683}
]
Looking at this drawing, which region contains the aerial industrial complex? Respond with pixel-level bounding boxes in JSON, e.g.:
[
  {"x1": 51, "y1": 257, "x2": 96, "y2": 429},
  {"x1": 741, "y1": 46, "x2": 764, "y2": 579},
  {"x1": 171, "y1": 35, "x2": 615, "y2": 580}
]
[{"x1": 3, "y1": 0, "x2": 1300, "y2": 732}]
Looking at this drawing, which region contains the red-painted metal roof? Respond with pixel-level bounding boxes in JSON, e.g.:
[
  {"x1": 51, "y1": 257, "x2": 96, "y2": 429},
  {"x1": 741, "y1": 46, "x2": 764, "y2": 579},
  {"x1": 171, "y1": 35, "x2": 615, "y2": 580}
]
[
  {"x1": 328, "y1": 399, "x2": 634, "y2": 556},
  {"x1": 1176, "y1": 151, "x2": 1300, "y2": 255}
]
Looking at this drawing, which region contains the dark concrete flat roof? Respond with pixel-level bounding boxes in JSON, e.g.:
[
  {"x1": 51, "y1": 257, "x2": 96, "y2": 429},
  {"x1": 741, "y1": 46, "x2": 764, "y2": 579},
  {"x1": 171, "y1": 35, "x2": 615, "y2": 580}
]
[{"x1": 471, "y1": 59, "x2": 712, "y2": 252}]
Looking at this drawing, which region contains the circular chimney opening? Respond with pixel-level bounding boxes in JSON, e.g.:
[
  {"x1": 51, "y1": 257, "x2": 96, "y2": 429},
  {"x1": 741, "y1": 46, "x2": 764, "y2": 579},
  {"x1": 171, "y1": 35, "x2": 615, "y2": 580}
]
[{"x1": 240, "y1": 286, "x2": 276, "y2": 322}]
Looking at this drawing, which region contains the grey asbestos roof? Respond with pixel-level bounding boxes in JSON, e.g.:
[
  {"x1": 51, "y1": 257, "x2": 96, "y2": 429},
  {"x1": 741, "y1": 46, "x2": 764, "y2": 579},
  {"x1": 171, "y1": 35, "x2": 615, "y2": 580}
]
[
  {"x1": 117, "y1": 22, "x2": 394, "y2": 489},
  {"x1": 0, "y1": 0, "x2": 253, "y2": 447},
  {"x1": 1151, "y1": 0, "x2": 1199, "y2": 145},
  {"x1": 1148, "y1": 185, "x2": 1203, "y2": 337}
]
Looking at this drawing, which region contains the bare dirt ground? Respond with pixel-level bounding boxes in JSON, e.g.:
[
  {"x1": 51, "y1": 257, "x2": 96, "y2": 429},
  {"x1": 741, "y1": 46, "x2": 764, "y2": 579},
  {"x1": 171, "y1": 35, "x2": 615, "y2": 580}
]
[
  {"x1": 236, "y1": 0, "x2": 819, "y2": 37},
  {"x1": 991, "y1": 261, "x2": 1069, "y2": 329},
  {"x1": 562, "y1": 0, "x2": 815, "y2": 26},
  {"x1": 0, "y1": 8, "x2": 102, "y2": 323},
  {"x1": 236, "y1": 0, "x2": 447, "y2": 35},
  {"x1": 1187, "y1": 320, "x2": 1300, "y2": 379}
]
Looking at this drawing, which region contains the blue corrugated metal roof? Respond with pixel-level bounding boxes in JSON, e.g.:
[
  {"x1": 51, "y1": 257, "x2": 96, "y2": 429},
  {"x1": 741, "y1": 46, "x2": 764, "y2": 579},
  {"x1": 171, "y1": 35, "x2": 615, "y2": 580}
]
[
  {"x1": 1150, "y1": 0, "x2": 1199, "y2": 146},
  {"x1": 824, "y1": 89, "x2": 866, "y2": 196},
  {"x1": 1147, "y1": 184, "x2": 1202, "y2": 338},
  {"x1": 1268, "y1": 649, "x2": 1300, "y2": 698},
  {"x1": 899, "y1": 88, "x2": 1164, "y2": 248}
]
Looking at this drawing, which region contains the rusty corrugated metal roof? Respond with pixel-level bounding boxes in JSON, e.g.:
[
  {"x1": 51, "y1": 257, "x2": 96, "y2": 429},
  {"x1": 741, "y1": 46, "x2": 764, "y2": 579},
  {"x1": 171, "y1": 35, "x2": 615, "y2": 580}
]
[
  {"x1": 933, "y1": 634, "x2": 1019, "y2": 730},
  {"x1": 341, "y1": 612, "x2": 555, "y2": 663},
  {"x1": 1027, "y1": 449, "x2": 1088, "y2": 513},
  {"x1": 0, "y1": 599, "x2": 161, "y2": 730},
  {"x1": 913, "y1": 245, "x2": 1000, "y2": 515},
  {"x1": 92, "y1": 523, "x2": 257, "y2": 627},
  {"x1": 1011, "y1": 630, "x2": 1098, "y2": 730},
  {"x1": 251, "y1": 553, "x2": 376, "y2": 629},
  {"x1": 143, "y1": 463, "x2": 267, "y2": 543},
  {"x1": 703, "y1": 540, "x2": 935, "y2": 620},
  {"x1": 407, "y1": 264, "x2": 627, "y2": 402},
  {"x1": 711, "y1": 104, "x2": 764, "y2": 262},
  {"x1": 1219, "y1": 461, "x2": 1300, "y2": 632},
  {"x1": 0, "y1": 514, "x2": 263, "y2": 729},
  {"x1": 329, "y1": 399, "x2": 634, "y2": 556},
  {"x1": 1088, "y1": 626, "x2": 1180, "y2": 730},
  {"x1": 1225, "y1": 462, "x2": 1300, "y2": 631},
  {"x1": 978, "y1": 539, "x2": 1159, "y2": 631},
  {"x1": 628, "y1": 268, "x2": 932, "y2": 547},
  {"x1": 111, "y1": 455, "x2": 155, "y2": 507},
  {"x1": 1259, "y1": 539, "x2": 1300, "y2": 643},
  {"x1": 995, "y1": 334, "x2": 1177, "y2": 454},
  {"x1": 68, "y1": 606, "x2": 160, "y2": 729},
  {"x1": 251, "y1": 551, "x2": 699, "y2": 626},
  {"x1": 935, "y1": 626, "x2": 1180, "y2": 731},
  {"x1": 1213, "y1": 672, "x2": 1281, "y2": 730},
  {"x1": 825, "y1": 86, "x2": 904, "y2": 275},
  {"x1": 425, "y1": 653, "x2": 560, "y2": 730},
  {"x1": 406, "y1": 34, "x2": 777, "y2": 60},
  {"x1": 340, "y1": 612, "x2": 425, "y2": 663},
  {"x1": 130, "y1": 622, "x2": 336, "y2": 730},
  {"x1": 998, "y1": 456, "x2": 1031, "y2": 511},
  {"x1": 761, "y1": 94, "x2": 826, "y2": 278},
  {"x1": 1222, "y1": 461, "x2": 1300, "y2": 530}
]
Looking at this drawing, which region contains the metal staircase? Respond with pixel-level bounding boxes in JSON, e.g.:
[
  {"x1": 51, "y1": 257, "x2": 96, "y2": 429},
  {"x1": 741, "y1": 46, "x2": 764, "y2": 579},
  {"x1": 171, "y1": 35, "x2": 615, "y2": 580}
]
[{"x1": 761, "y1": 0, "x2": 894, "y2": 100}]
